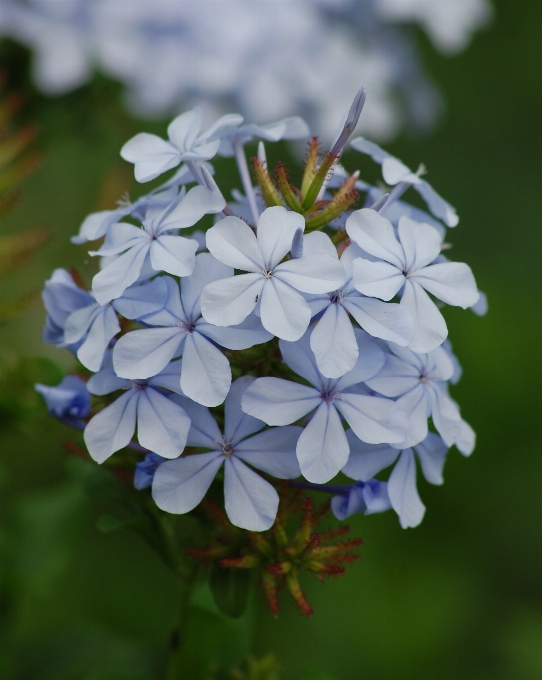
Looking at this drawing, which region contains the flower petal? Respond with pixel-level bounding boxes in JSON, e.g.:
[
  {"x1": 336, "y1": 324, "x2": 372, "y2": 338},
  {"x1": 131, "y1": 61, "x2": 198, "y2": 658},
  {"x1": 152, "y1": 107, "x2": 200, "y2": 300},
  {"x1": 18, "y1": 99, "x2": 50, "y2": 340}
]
[
  {"x1": 137, "y1": 388, "x2": 190, "y2": 458},
  {"x1": 84, "y1": 390, "x2": 138, "y2": 463},
  {"x1": 401, "y1": 280, "x2": 448, "y2": 353},
  {"x1": 414, "y1": 433, "x2": 448, "y2": 485},
  {"x1": 365, "y1": 351, "x2": 422, "y2": 397},
  {"x1": 342, "y1": 296, "x2": 414, "y2": 346},
  {"x1": 427, "y1": 383, "x2": 462, "y2": 447},
  {"x1": 157, "y1": 185, "x2": 225, "y2": 233},
  {"x1": 342, "y1": 431, "x2": 400, "y2": 480},
  {"x1": 279, "y1": 330, "x2": 324, "y2": 389},
  {"x1": 181, "y1": 332, "x2": 231, "y2": 407},
  {"x1": 397, "y1": 217, "x2": 442, "y2": 272},
  {"x1": 206, "y1": 217, "x2": 264, "y2": 272},
  {"x1": 224, "y1": 457, "x2": 279, "y2": 531},
  {"x1": 234, "y1": 426, "x2": 302, "y2": 478},
  {"x1": 395, "y1": 386, "x2": 430, "y2": 448},
  {"x1": 114, "y1": 327, "x2": 184, "y2": 380},
  {"x1": 411, "y1": 262, "x2": 479, "y2": 308},
  {"x1": 346, "y1": 209, "x2": 405, "y2": 268},
  {"x1": 260, "y1": 277, "x2": 311, "y2": 341},
  {"x1": 181, "y1": 252, "x2": 232, "y2": 320},
  {"x1": 388, "y1": 449, "x2": 426, "y2": 529},
  {"x1": 336, "y1": 393, "x2": 408, "y2": 444},
  {"x1": 224, "y1": 376, "x2": 264, "y2": 444},
  {"x1": 296, "y1": 402, "x2": 350, "y2": 483},
  {"x1": 170, "y1": 395, "x2": 222, "y2": 448},
  {"x1": 120, "y1": 133, "x2": 179, "y2": 182},
  {"x1": 197, "y1": 315, "x2": 272, "y2": 350},
  {"x1": 256, "y1": 206, "x2": 304, "y2": 269},
  {"x1": 201, "y1": 273, "x2": 263, "y2": 327},
  {"x1": 241, "y1": 377, "x2": 321, "y2": 426},
  {"x1": 310, "y1": 304, "x2": 358, "y2": 378},
  {"x1": 150, "y1": 235, "x2": 198, "y2": 277},
  {"x1": 353, "y1": 258, "x2": 405, "y2": 301},
  {"x1": 77, "y1": 305, "x2": 120, "y2": 372},
  {"x1": 92, "y1": 242, "x2": 149, "y2": 305},
  {"x1": 112, "y1": 278, "x2": 168, "y2": 320},
  {"x1": 334, "y1": 329, "x2": 386, "y2": 388},
  {"x1": 416, "y1": 180, "x2": 459, "y2": 228},
  {"x1": 274, "y1": 255, "x2": 345, "y2": 294}
]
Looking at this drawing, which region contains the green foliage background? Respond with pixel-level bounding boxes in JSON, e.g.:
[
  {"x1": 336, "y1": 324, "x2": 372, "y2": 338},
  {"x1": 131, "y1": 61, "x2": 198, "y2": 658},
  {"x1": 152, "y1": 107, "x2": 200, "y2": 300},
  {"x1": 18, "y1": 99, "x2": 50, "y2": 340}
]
[{"x1": 0, "y1": 1, "x2": 541, "y2": 677}]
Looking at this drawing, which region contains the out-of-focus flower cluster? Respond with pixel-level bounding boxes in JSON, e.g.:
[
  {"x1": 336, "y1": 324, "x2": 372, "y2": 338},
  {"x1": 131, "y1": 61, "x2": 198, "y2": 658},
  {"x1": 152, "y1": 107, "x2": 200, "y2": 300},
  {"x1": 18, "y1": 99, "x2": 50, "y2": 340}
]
[
  {"x1": 0, "y1": 0, "x2": 492, "y2": 140},
  {"x1": 36, "y1": 91, "x2": 484, "y2": 537}
]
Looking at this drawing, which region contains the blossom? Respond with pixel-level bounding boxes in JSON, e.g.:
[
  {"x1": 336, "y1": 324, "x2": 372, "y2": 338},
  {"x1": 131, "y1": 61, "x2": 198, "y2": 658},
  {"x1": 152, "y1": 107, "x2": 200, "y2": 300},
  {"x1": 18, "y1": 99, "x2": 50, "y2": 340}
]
[
  {"x1": 306, "y1": 240, "x2": 414, "y2": 378},
  {"x1": 84, "y1": 354, "x2": 189, "y2": 463},
  {"x1": 152, "y1": 377, "x2": 301, "y2": 531},
  {"x1": 347, "y1": 210, "x2": 479, "y2": 352},
  {"x1": 134, "y1": 453, "x2": 166, "y2": 490},
  {"x1": 365, "y1": 343, "x2": 475, "y2": 453},
  {"x1": 35, "y1": 375, "x2": 91, "y2": 419},
  {"x1": 120, "y1": 107, "x2": 243, "y2": 182},
  {"x1": 113, "y1": 254, "x2": 271, "y2": 407},
  {"x1": 217, "y1": 117, "x2": 310, "y2": 157},
  {"x1": 341, "y1": 432, "x2": 449, "y2": 528},
  {"x1": 201, "y1": 207, "x2": 345, "y2": 341},
  {"x1": 241, "y1": 330, "x2": 408, "y2": 484},
  {"x1": 331, "y1": 479, "x2": 391, "y2": 521},
  {"x1": 90, "y1": 184, "x2": 225, "y2": 305}
]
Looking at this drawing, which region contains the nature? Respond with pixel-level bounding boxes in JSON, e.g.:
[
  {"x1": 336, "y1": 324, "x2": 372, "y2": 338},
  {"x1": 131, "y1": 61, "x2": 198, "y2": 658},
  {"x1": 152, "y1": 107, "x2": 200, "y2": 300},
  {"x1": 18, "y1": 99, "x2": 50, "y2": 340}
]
[{"x1": 0, "y1": 1, "x2": 541, "y2": 679}]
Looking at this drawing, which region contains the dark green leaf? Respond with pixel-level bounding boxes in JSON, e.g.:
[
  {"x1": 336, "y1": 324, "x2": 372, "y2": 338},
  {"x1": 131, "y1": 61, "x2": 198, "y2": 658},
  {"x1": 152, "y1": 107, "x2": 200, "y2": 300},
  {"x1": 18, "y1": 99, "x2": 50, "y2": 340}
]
[{"x1": 209, "y1": 564, "x2": 251, "y2": 619}]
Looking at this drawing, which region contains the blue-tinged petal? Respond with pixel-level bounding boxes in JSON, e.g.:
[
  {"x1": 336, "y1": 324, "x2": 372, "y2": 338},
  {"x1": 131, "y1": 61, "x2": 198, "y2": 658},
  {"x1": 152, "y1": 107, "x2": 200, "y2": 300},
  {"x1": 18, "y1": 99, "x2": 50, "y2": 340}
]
[
  {"x1": 362, "y1": 479, "x2": 392, "y2": 515},
  {"x1": 342, "y1": 431, "x2": 400, "y2": 480},
  {"x1": 388, "y1": 449, "x2": 426, "y2": 529},
  {"x1": 170, "y1": 395, "x2": 222, "y2": 449},
  {"x1": 89, "y1": 223, "x2": 146, "y2": 257},
  {"x1": 310, "y1": 303, "x2": 358, "y2": 379},
  {"x1": 134, "y1": 453, "x2": 165, "y2": 490},
  {"x1": 274, "y1": 255, "x2": 345, "y2": 294},
  {"x1": 331, "y1": 486, "x2": 366, "y2": 520},
  {"x1": 296, "y1": 402, "x2": 349, "y2": 483},
  {"x1": 199, "y1": 113, "x2": 244, "y2": 143},
  {"x1": 260, "y1": 277, "x2": 311, "y2": 341},
  {"x1": 197, "y1": 315, "x2": 272, "y2": 350},
  {"x1": 114, "y1": 327, "x2": 184, "y2": 380},
  {"x1": 352, "y1": 258, "x2": 405, "y2": 301},
  {"x1": 181, "y1": 332, "x2": 231, "y2": 407},
  {"x1": 224, "y1": 376, "x2": 264, "y2": 444},
  {"x1": 201, "y1": 273, "x2": 264, "y2": 327},
  {"x1": 181, "y1": 252, "x2": 233, "y2": 321},
  {"x1": 397, "y1": 217, "x2": 442, "y2": 273},
  {"x1": 395, "y1": 386, "x2": 430, "y2": 448},
  {"x1": 35, "y1": 375, "x2": 91, "y2": 419},
  {"x1": 157, "y1": 186, "x2": 225, "y2": 233},
  {"x1": 224, "y1": 457, "x2": 279, "y2": 531},
  {"x1": 167, "y1": 109, "x2": 202, "y2": 151},
  {"x1": 206, "y1": 217, "x2": 265, "y2": 272},
  {"x1": 414, "y1": 433, "x2": 448, "y2": 485},
  {"x1": 382, "y1": 157, "x2": 419, "y2": 185},
  {"x1": 84, "y1": 390, "x2": 138, "y2": 463},
  {"x1": 365, "y1": 352, "x2": 421, "y2": 397},
  {"x1": 234, "y1": 426, "x2": 302, "y2": 479},
  {"x1": 113, "y1": 278, "x2": 168, "y2": 320},
  {"x1": 456, "y1": 419, "x2": 476, "y2": 457},
  {"x1": 334, "y1": 329, "x2": 385, "y2": 388},
  {"x1": 75, "y1": 209, "x2": 121, "y2": 243},
  {"x1": 152, "y1": 452, "x2": 224, "y2": 514},
  {"x1": 137, "y1": 388, "x2": 190, "y2": 458},
  {"x1": 148, "y1": 360, "x2": 183, "y2": 394},
  {"x1": 336, "y1": 393, "x2": 408, "y2": 445},
  {"x1": 63, "y1": 303, "x2": 101, "y2": 345},
  {"x1": 120, "y1": 132, "x2": 180, "y2": 183},
  {"x1": 256, "y1": 206, "x2": 304, "y2": 269},
  {"x1": 77, "y1": 304, "x2": 120, "y2": 372},
  {"x1": 303, "y1": 231, "x2": 339, "y2": 258},
  {"x1": 241, "y1": 377, "x2": 321, "y2": 426},
  {"x1": 410, "y1": 262, "x2": 479, "y2": 308},
  {"x1": 346, "y1": 209, "x2": 405, "y2": 269},
  {"x1": 150, "y1": 235, "x2": 198, "y2": 277},
  {"x1": 141, "y1": 276, "x2": 185, "y2": 326},
  {"x1": 279, "y1": 330, "x2": 323, "y2": 389},
  {"x1": 350, "y1": 137, "x2": 390, "y2": 164},
  {"x1": 401, "y1": 279, "x2": 448, "y2": 353},
  {"x1": 342, "y1": 296, "x2": 414, "y2": 347},
  {"x1": 92, "y1": 242, "x2": 150, "y2": 305},
  {"x1": 427, "y1": 383, "x2": 462, "y2": 447},
  {"x1": 416, "y1": 180, "x2": 459, "y2": 228}
]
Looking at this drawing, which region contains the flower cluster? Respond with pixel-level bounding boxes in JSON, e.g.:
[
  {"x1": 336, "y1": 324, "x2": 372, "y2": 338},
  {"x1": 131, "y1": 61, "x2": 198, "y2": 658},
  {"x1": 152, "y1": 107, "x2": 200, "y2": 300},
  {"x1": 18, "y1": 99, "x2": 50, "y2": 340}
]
[
  {"x1": 0, "y1": 0, "x2": 491, "y2": 139},
  {"x1": 37, "y1": 90, "x2": 483, "y2": 533}
]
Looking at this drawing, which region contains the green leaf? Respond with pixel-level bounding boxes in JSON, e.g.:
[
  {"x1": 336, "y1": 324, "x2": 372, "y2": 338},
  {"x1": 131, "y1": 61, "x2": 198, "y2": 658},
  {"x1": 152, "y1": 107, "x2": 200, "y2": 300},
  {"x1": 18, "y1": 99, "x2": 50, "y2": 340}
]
[
  {"x1": 96, "y1": 513, "x2": 132, "y2": 533},
  {"x1": 209, "y1": 563, "x2": 251, "y2": 619}
]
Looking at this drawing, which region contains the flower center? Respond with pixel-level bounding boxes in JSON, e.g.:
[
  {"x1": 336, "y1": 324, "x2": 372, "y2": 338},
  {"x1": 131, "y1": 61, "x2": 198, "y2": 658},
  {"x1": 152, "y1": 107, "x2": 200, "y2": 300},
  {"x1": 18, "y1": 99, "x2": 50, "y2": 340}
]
[
  {"x1": 177, "y1": 320, "x2": 195, "y2": 334},
  {"x1": 222, "y1": 442, "x2": 235, "y2": 457},
  {"x1": 329, "y1": 290, "x2": 342, "y2": 304},
  {"x1": 262, "y1": 269, "x2": 274, "y2": 279}
]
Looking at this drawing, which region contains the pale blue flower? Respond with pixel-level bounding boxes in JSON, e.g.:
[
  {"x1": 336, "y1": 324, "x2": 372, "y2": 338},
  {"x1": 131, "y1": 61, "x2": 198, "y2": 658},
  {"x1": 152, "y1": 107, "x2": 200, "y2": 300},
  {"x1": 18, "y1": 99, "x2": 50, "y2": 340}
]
[
  {"x1": 331, "y1": 479, "x2": 391, "y2": 520},
  {"x1": 342, "y1": 432, "x2": 449, "y2": 528},
  {"x1": 35, "y1": 375, "x2": 91, "y2": 420},
  {"x1": 134, "y1": 453, "x2": 166, "y2": 490},
  {"x1": 241, "y1": 330, "x2": 408, "y2": 484},
  {"x1": 152, "y1": 377, "x2": 301, "y2": 532},
  {"x1": 366, "y1": 343, "x2": 474, "y2": 453},
  {"x1": 347, "y1": 209, "x2": 479, "y2": 352},
  {"x1": 306, "y1": 240, "x2": 414, "y2": 379},
  {"x1": 113, "y1": 254, "x2": 271, "y2": 407},
  {"x1": 90, "y1": 184, "x2": 225, "y2": 304},
  {"x1": 120, "y1": 107, "x2": 243, "y2": 182},
  {"x1": 201, "y1": 207, "x2": 345, "y2": 341},
  {"x1": 218, "y1": 117, "x2": 309, "y2": 157},
  {"x1": 84, "y1": 354, "x2": 189, "y2": 464}
]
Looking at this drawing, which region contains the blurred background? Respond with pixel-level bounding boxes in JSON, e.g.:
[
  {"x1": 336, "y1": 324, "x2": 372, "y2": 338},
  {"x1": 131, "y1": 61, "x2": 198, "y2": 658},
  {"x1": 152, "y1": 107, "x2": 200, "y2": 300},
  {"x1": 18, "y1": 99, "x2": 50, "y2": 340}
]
[{"x1": 0, "y1": 0, "x2": 541, "y2": 678}]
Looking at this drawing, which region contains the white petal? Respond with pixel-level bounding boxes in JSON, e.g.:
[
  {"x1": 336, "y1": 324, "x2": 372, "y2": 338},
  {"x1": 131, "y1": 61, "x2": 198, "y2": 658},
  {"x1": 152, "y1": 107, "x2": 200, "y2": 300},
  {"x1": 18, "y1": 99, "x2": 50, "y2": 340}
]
[
  {"x1": 148, "y1": 360, "x2": 183, "y2": 394},
  {"x1": 279, "y1": 331, "x2": 324, "y2": 389},
  {"x1": 303, "y1": 231, "x2": 339, "y2": 258},
  {"x1": 206, "y1": 217, "x2": 264, "y2": 272},
  {"x1": 224, "y1": 457, "x2": 279, "y2": 531},
  {"x1": 397, "y1": 217, "x2": 442, "y2": 272},
  {"x1": 428, "y1": 384, "x2": 462, "y2": 447},
  {"x1": 167, "y1": 109, "x2": 202, "y2": 151},
  {"x1": 92, "y1": 243, "x2": 149, "y2": 305},
  {"x1": 241, "y1": 377, "x2": 321, "y2": 426},
  {"x1": 170, "y1": 395, "x2": 222, "y2": 449},
  {"x1": 64, "y1": 304, "x2": 100, "y2": 345},
  {"x1": 274, "y1": 255, "x2": 345, "y2": 294},
  {"x1": 388, "y1": 449, "x2": 426, "y2": 529},
  {"x1": 224, "y1": 375, "x2": 264, "y2": 444},
  {"x1": 336, "y1": 393, "x2": 409, "y2": 445},
  {"x1": 77, "y1": 305, "x2": 120, "y2": 372},
  {"x1": 310, "y1": 304, "x2": 358, "y2": 379},
  {"x1": 414, "y1": 433, "x2": 448, "y2": 485},
  {"x1": 296, "y1": 403, "x2": 350, "y2": 483},
  {"x1": 256, "y1": 206, "x2": 305, "y2": 269},
  {"x1": 365, "y1": 352, "x2": 422, "y2": 397},
  {"x1": 334, "y1": 329, "x2": 386, "y2": 388},
  {"x1": 382, "y1": 157, "x2": 419, "y2": 185},
  {"x1": 86, "y1": 353, "x2": 130, "y2": 395},
  {"x1": 346, "y1": 209, "x2": 405, "y2": 268},
  {"x1": 120, "y1": 133, "x2": 179, "y2": 182},
  {"x1": 152, "y1": 452, "x2": 223, "y2": 514},
  {"x1": 260, "y1": 278, "x2": 311, "y2": 341},
  {"x1": 150, "y1": 235, "x2": 198, "y2": 277},
  {"x1": 411, "y1": 262, "x2": 479, "y2": 308},
  {"x1": 137, "y1": 388, "x2": 190, "y2": 458},
  {"x1": 342, "y1": 296, "x2": 414, "y2": 346},
  {"x1": 197, "y1": 315, "x2": 272, "y2": 350},
  {"x1": 395, "y1": 386, "x2": 430, "y2": 448},
  {"x1": 342, "y1": 431, "x2": 399, "y2": 480},
  {"x1": 180, "y1": 333, "x2": 231, "y2": 407},
  {"x1": 201, "y1": 273, "x2": 263, "y2": 327},
  {"x1": 416, "y1": 180, "x2": 459, "y2": 228},
  {"x1": 353, "y1": 258, "x2": 405, "y2": 301},
  {"x1": 84, "y1": 390, "x2": 138, "y2": 463},
  {"x1": 113, "y1": 328, "x2": 183, "y2": 380},
  {"x1": 456, "y1": 419, "x2": 476, "y2": 457},
  {"x1": 181, "y1": 252, "x2": 232, "y2": 320},
  {"x1": 112, "y1": 278, "x2": 168, "y2": 320},
  {"x1": 401, "y1": 280, "x2": 448, "y2": 353},
  {"x1": 234, "y1": 426, "x2": 302, "y2": 479},
  {"x1": 158, "y1": 185, "x2": 225, "y2": 233}
]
